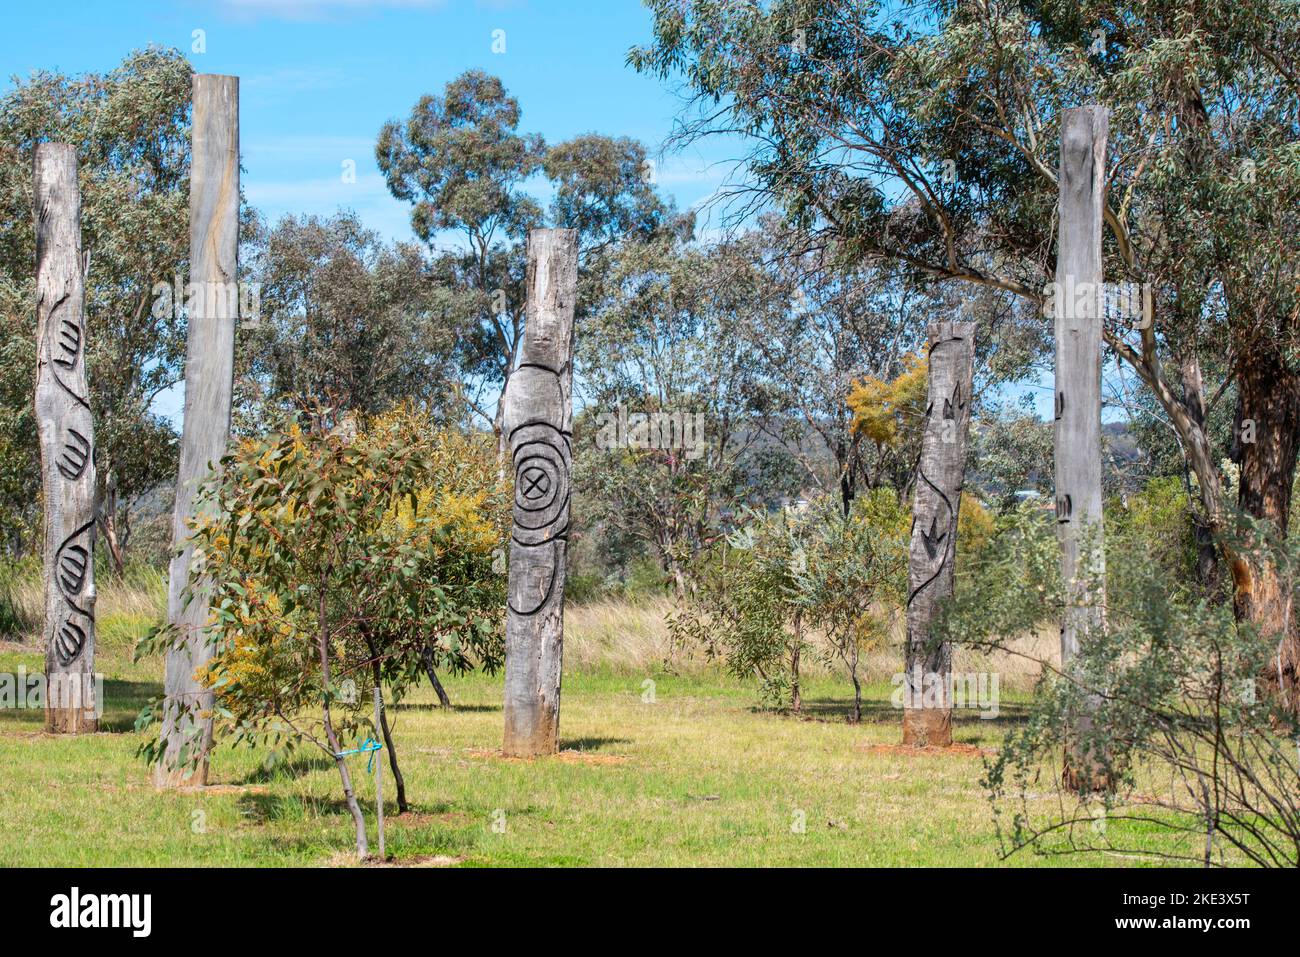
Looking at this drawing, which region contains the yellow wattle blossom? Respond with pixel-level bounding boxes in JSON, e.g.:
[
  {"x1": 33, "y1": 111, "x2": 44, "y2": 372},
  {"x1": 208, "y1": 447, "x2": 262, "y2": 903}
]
[{"x1": 847, "y1": 351, "x2": 928, "y2": 447}]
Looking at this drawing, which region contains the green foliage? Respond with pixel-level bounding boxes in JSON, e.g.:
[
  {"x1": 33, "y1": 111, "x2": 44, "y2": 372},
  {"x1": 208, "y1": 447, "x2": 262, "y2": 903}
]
[
  {"x1": 670, "y1": 503, "x2": 804, "y2": 709},
  {"x1": 0, "y1": 47, "x2": 193, "y2": 551},
  {"x1": 970, "y1": 402, "x2": 1054, "y2": 507},
  {"x1": 788, "y1": 491, "x2": 908, "y2": 719},
  {"x1": 377, "y1": 70, "x2": 671, "y2": 429},
  {"x1": 574, "y1": 228, "x2": 780, "y2": 583},
  {"x1": 137, "y1": 405, "x2": 508, "y2": 782},
  {"x1": 943, "y1": 502, "x2": 1300, "y2": 866},
  {"x1": 542, "y1": 134, "x2": 668, "y2": 254},
  {"x1": 1109, "y1": 475, "x2": 1198, "y2": 587},
  {"x1": 630, "y1": 0, "x2": 1300, "y2": 565},
  {"x1": 376, "y1": 70, "x2": 545, "y2": 247},
  {"x1": 940, "y1": 503, "x2": 1062, "y2": 651},
  {"x1": 238, "y1": 211, "x2": 462, "y2": 430},
  {"x1": 671, "y1": 490, "x2": 908, "y2": 712},
  {"x1": 0, "y1": 556, "x2": 39, "y2": 639},
  {"x1": 565, "y1": 558, "x2": 671, "y2": 605}
]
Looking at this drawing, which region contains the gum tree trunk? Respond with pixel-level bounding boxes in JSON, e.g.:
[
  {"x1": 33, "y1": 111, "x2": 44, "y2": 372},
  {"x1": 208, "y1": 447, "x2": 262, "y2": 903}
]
[
  {"x1": 501, "y1": 227, "x2": 578, "y2": 757},
  {"x1": 903, "y1": 321, "x2": 975, "y2": 747},
  {"x1": 157, "y1": 74, "x2": 239, "y2": 787},
  {"x1": 1054, "y1": 105, "x2": 1109, "y2": 792},
  {"x1": 34, "y1": 143, "x2": 98, "y2": 734},
  {"x1": 1231, "y1": 345, "x2": 1300, "y2": 710}
]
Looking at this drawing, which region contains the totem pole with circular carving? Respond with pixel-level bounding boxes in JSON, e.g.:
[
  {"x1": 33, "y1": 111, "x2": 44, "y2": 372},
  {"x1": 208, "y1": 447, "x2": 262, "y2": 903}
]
[{"x1": 502, "y1": 227, "x2": 578, "y2": 757}]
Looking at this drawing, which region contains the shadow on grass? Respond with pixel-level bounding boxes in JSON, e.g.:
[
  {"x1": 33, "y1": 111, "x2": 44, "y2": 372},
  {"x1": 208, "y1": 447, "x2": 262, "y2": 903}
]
[
  {"x1": 770, "y1": 697, "x2": 1033, "y2": 729},
  {"x1": 238, "y1": 790, "x2": 350, "y2": 824},
  {"x1": 0, "y1": 676, "x2": 159, "y2": 734},
  {"x1": 559, "y1": 736, "x2": 631, "y2": 752},
  {"x1": 239, "y1": 751, "x2": 337, "y2": 785},
  {"x1": 98, "y1": 677, "x2": 162, "y2": 733},
  {"x1": 394, "y1": 702, "x2": 500, "y2": 714}
]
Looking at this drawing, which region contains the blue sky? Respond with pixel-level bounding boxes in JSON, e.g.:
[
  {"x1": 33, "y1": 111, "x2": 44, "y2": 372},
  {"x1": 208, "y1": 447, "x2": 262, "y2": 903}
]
[
  {"x1": 0, "y1": 0, "x2": 737, "y2": 242},
  {"x1": 1, "y1": 0, "x2": 752, "y2": 422},
  {"x1": 1, "y1": 0, "x2": 1065, "y2": 422}
]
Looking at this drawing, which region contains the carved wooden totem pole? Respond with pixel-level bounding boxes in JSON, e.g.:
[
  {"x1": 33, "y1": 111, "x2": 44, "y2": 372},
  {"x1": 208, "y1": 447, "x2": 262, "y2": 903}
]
[
  {"x1": 502, "y1": 227, "x2": 578, "y2": 757},
  {"x1": 35, "y1": 144, "x2": 98, "y2": 734},
  {"x1": 903, "y1": 321, "x2": 975, "y2": 746},
  {"x1": 1054, "y1": 105, "x2": 1109, "y2": 791},
  {"x1": 157, "y1": 74, "x2": 239, "y2": 786}
]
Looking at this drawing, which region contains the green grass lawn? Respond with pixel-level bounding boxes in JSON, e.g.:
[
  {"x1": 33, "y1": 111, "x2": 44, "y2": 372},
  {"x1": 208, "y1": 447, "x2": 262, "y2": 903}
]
[{"x1": 0, "y1": 637, "x2": 1212, "y2": 867}]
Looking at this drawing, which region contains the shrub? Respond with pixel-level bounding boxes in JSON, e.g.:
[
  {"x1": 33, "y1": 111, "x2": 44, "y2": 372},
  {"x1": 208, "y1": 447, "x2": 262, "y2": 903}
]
[
  {"x1": 138, "y1": 404, "x2": 507, "y2": 856},
  {"x1": 671, "y1": 490, "x2": 908, "y2": 714}
]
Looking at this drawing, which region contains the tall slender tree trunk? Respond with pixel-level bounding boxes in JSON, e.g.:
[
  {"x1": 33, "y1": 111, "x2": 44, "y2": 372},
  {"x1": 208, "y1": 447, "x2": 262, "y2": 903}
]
[
  {"x1": 364, "y1": 636, "x2": 408, "y2": 813},
  {"x1": 34, "y1": 143, "x2": 98, "y2": 734},
  {"x1": 98, "y1": 467, "x2": 126, "y2": 577},
  {"x1": 790, "y1": 612, "x2": 803, "y2": 715},
  {"x1": 420, "y1": 644, "x2": 453, "y2": 709},
  {"x1": 1054, "y1": 106, "x2": 1110, "y2": 792},
  {"x1": 903, "y1": 321, "x2": 975, "y2": 747},
  {"x1": 157, "y1": 74, "x2": 239, "y2": 787},
  {"x1": 501, "y1": 228, "x2": 578, "y2": 757},
  {"x1": 1177, "y1": 354, "x2": 1219, "y2": 592}
]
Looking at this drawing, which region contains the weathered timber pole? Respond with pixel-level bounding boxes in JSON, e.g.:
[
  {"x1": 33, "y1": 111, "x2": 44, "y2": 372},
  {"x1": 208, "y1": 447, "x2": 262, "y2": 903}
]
[
  {"x1": 35, "y1": 144, "x2": 98, "y2": 734},
  {"x1": 502, "y1": 227, "x2": 578, "y2": 757},
  {"x1": 1054, "y1": 105, "x2": 1110, "y2": 792},
  {"x1": 903, "y1": 321, "x2": 975, "y2": 747},
  {"x1": 156, "y1": 74, "x2": 239, "y2": 787}
]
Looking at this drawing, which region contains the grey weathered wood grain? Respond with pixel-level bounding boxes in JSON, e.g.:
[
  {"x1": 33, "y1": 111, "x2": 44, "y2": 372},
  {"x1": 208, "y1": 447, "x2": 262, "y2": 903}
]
[
  {"x1": 1054, "y1": 105, "x2": 1109, "y2": 790},
  {"x1": 502, "y1": 228, "x2": 578, "y2": 757},
  {"x1": 157, "y1": 74, "x2": 239, "y2": 786},
  {"x1": 903, "y1": 321, "x2": 975, "y2": 747},
  {"x1": 35, "y1": 144, "x2": 98, "y2": 734}
]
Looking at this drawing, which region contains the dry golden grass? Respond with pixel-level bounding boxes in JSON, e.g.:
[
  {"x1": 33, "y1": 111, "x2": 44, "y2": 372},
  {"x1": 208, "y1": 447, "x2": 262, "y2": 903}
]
[{"x1": 565, "y1": 596, "x2": 1057, "y2": 692}]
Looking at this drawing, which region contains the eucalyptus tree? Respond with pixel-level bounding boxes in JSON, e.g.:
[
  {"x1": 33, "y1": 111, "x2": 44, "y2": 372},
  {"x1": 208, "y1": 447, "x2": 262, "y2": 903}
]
[
  {"x1": 574, "y1": 225, "x2": 772, "y2": 595},
  {"x1": 0, "y1": 47, "x2": 192, "y2": 569},
  {"x1": 237, "y1": 211, "x2": 461, "y2": 431},
  {"x1": 377, "y1": 72, "x2": 667, "y2": 448},
  {"x1": 631, "y1": 0, "x2": 1300, "y2": 696}
]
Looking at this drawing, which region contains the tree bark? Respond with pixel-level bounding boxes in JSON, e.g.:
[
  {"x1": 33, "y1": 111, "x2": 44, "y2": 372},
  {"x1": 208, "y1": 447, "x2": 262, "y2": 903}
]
[
  {"x1": 903, "y1": 321, "x2": 975, "y2": 747},
  {"x1": 1177, "y1": 353, "x2": 1219, "y2": 593},
  {"x1": 98, "y1": 469, "x2": 126, "y2": 578},
  {"x1": 1231, "y1": 346, "x2": 1300, "y2": 710},
  {"x1": 34, "y1": 143, "x2": 98, "y2": 734},
  {"x1": 790, "y1": 613, "x2": 803, "y2": 714},
  {"x1": 420, "y1": 643, "x2": 453, "y2": 709},
  {"x1": 1054, "y1": 106, "x2": 1110, "y2": 792},
  {"x1": 501, "y1": 228, "x2": 578, "y2": 757},
  {"x1": 157, "y1": 74, "x2": 239, "y2": 787}
]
